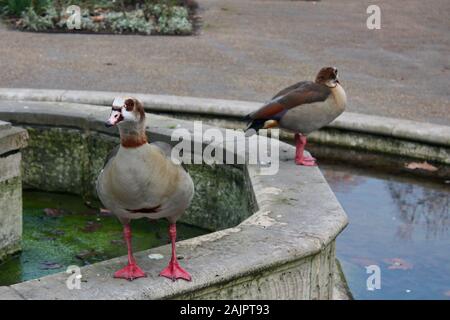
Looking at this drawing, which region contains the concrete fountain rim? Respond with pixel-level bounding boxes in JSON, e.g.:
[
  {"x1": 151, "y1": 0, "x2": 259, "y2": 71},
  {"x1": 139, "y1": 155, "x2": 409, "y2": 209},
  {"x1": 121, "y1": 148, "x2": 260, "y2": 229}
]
[
  {"x1": 0, "y1": 100, "x2": 348, "y2": 300},
  {"x1": 0, "y1": 88, "x2": 449, "y2": 148}
]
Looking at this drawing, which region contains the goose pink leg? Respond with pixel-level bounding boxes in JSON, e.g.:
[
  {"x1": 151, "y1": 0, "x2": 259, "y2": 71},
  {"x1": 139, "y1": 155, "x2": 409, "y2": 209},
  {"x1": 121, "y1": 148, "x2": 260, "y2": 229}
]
[
  {"x1": 160, "y1": 223, "x2": 191, "y2": 281},
  {"x1": 295, "y1": 133, "x2": 317, "y2": 166},
  {"x1": 114, "y1": 224, "x2": 146, "y2": 281}
]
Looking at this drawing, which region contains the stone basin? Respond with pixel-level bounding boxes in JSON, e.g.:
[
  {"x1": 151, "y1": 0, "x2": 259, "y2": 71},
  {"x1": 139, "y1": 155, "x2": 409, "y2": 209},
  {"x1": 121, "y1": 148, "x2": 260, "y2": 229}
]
[{"x1": 0, "y1": 100, "x2": 348, "y2": 299}]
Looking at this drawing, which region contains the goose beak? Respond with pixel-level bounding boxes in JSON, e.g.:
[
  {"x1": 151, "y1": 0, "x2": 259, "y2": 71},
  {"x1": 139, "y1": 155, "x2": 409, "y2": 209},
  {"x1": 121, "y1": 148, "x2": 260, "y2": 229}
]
[{"x1": 105, "y1": 110, "x2": 123, "y2": 127}]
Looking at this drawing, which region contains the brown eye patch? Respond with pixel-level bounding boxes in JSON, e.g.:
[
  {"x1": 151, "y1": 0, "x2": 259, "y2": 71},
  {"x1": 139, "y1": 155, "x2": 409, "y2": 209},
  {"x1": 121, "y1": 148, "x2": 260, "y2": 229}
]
[{"x1": 124, "y1": 99, "x2": 134, "y2": 111}]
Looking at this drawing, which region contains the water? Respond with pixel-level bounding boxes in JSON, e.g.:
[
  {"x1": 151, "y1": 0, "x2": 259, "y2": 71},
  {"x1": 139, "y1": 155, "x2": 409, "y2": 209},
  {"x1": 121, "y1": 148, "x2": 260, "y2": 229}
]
[
  {"x1": 2, "y1": 164, "x2": 449, "y2": 299},
  {"x1": 0, "y1": 191, "x2": 209, "y2": 286},
  {"x1": 320, "y1": 164, "x2": 450, "y2": 300}
]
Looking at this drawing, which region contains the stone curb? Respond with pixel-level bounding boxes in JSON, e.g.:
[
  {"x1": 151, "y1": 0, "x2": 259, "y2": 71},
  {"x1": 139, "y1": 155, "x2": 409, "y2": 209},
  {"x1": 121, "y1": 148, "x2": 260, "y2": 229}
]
[
  {"x1": 1, "y1": 88, "x2": 449, "y2": 148},
  {"x1": 0, "y1": 101, "x2": 348, "y2": 300}
]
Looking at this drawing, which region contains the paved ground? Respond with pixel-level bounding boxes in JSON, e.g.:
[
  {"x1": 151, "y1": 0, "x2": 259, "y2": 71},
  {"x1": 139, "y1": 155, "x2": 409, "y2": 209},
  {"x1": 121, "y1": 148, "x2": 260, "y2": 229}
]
[{"x1": 0, "y1": 0, "x2": 449, "y2": 125}]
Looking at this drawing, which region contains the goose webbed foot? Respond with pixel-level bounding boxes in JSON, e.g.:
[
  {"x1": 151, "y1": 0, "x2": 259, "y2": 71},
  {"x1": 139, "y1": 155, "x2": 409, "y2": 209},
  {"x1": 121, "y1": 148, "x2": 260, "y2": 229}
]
[
  {"x1": 159, "y1": 223, "x2": 191, "y2": 282},
  {"x1": 160, "y1": 260, "x2": 191, "y2": 281},
  {"x1": 114, "y1": 263, "x2": 147, "y2": 281},
  {"x1": 113, "y1": 223, "x2": 147, "y2": 281},
  {"x1": 295, "y1": 155, "x2": 317, "y2": 166}
]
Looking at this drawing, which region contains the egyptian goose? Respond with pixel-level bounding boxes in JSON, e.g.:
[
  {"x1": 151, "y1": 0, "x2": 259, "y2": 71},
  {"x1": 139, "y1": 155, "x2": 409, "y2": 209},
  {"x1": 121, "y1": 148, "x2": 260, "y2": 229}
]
[
  {"x1": 245, "y1": 67, "x2": 347, "y2": 166},
  {"x1": 96, "y1": 97, "x2": 194, "y2": 281}
]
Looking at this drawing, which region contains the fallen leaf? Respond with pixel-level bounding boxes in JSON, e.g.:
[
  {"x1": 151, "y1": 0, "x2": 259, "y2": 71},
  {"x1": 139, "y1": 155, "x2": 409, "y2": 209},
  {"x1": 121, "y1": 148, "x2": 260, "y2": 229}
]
[
  {"x1": 76, "y1": 249, "x2": 98, "y2": 260},
  {"x1": 91, "y1": 15, "x2": 104, "y2": 23},
  {"x1": 81, "y1": 221, "x2": 102, "y2": 233},
  {"x1": 110, "y1": 239, "x2": 125, "y2": 246},
  {"x1": 383, "y1": 258, "x2": 413, "y2": 270},
  {"x1": 39, "y1": 261, "x2": 63, "y2": 270},
  {"x1": 43, "y1": 208, "x2": 72, "y2": 217},
  {"x1": 43, "y1": 208, "x2": 64, "y2": 217},
  {"x1": 405, "y1": 161, "x2": 438, "y2": 172}
]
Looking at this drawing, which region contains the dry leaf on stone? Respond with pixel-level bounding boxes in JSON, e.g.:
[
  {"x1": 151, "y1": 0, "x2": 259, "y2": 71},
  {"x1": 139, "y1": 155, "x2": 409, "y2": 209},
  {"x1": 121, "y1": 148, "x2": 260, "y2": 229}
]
[{"x1": 405, "y1": 161, "x2": 438, "y2": 172}]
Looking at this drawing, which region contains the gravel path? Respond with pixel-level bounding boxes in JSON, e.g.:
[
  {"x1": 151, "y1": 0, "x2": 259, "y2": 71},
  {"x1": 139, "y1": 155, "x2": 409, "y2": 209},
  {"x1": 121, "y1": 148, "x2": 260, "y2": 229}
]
[{"x1": 0, "y1": 0, "x2": 448, "y2": 124}]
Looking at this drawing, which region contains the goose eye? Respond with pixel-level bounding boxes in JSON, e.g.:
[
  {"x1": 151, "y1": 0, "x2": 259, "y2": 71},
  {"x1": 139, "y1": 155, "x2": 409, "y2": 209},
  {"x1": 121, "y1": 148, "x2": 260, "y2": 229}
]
[{"x1": 124, "y1": 99, "x2": 134, "y2": 111}]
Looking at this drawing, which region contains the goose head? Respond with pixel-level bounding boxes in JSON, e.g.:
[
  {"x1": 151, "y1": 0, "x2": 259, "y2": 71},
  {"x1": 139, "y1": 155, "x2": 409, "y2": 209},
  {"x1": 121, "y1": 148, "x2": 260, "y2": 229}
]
[
  {"x1": 105, "y1": 97, "x2": 145, "y2": 128},
  {"x1": 315, "y1": 67, "x2": 340, "y2": 88}
]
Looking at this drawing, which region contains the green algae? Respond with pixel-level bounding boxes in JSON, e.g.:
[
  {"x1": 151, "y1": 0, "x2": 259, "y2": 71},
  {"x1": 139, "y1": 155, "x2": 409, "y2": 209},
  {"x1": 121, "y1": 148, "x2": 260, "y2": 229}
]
[
  {"x1": 1, "y1": 125, "x2": 252, "y2": 285},
  {"x1": 20, "y1": 126, "x2": 252, "y2": 231},
  {"x1": 183, "y1": 164, "x2": 251, "y2": 231},
  {"x1": 0, "y1": 191, "x2": 209, "y2": 286}
]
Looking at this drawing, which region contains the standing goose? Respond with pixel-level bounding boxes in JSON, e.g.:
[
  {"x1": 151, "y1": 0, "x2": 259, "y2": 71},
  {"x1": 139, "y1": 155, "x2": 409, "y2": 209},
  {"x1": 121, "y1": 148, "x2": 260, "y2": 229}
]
[
  {"x1": 245, "y1": 67, "x2": 347, "y2": 166},
  {"x1": 97, "y1": 97, "x2": 194, "y2": 281}
]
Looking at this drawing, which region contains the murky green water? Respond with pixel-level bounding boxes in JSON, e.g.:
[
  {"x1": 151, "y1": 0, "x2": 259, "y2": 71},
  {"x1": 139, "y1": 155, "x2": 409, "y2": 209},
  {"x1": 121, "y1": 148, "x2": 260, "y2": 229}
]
[
  {"x1": 0, "y1": 191, "x2": 209, "y2": 286},
  {"x1": 320, "y1": 164, "x2": 450, "y2": 300}
]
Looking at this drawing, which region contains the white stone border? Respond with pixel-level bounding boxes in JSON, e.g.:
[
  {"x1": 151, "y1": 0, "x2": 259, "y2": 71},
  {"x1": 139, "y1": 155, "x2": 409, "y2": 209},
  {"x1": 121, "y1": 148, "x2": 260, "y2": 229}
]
[{"x1": 0, "y1": 88, "x2": 449, "y2": 148}]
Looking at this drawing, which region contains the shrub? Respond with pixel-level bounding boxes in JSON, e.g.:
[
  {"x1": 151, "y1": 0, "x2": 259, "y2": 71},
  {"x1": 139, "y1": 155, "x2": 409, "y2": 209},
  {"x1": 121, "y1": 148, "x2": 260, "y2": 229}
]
[
  {"x1": 105, "y1": 10, "x2": 154, "y2": 35},
  {"x1": 0, "y1": 0, "x2": 50, "y2": 16},
  {"x1": 20, "y1": 6, "x2": 55, "y2": 31},
  {"x1": 0, "y1": 0, "x2": 31, "y2": 16},
  {"x1": 147, "y1": 3, "x2": 191, "y2": 34},
  {"x1": 2, "y1": 0, "x2": 194, "y2": 35}
]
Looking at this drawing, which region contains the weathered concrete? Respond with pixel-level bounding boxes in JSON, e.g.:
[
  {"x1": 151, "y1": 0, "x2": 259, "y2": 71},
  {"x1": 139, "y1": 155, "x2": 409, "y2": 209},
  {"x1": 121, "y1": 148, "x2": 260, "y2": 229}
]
[
  {"x1": 0, "y1": 120, "x2": 28, "y2": 262},
  {"x1": 0, "y1": 100, "x2": 348, "y2": 299},
  {"x1": 332, "y1": 259, "x2": 353, "y2": 300},
  {"x1": 2, "y1": 88, "x2": 450, "y2": 148},
  {"x1": 1, "y1": 89, "x2": 449, "y2": 165},
  {"x1": 0, "y1": 286, "x2": 24, "y2": 300}
]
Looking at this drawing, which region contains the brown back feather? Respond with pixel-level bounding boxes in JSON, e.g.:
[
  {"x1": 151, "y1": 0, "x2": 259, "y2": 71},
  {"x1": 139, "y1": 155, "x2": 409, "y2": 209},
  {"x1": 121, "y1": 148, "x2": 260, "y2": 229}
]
[{"x1": 249, "y1": 82, "x2": 331, "y2": 121}]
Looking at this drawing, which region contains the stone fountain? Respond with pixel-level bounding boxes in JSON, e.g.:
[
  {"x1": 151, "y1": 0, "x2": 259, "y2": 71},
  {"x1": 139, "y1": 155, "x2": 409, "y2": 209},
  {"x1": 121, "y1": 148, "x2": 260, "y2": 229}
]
[{"x1": 0, "y1": 101, "x2": 348, "y2": 299}]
